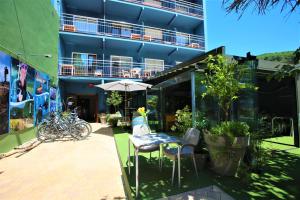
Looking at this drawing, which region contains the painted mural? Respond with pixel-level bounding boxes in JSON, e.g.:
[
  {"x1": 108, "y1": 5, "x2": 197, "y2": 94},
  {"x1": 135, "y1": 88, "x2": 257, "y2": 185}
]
[
  {"x1": 0, "y1": 52, "x2": 11, "y2": 134},
  {"x1": 10, "y1": 59, "x2": 35, "y2": 131},
  {"x1": 34, "y1": 71, "x2": 50, "y2": 125},
  {"x1": 50, "y1": 87, "x2": 57, "y2": 112}
]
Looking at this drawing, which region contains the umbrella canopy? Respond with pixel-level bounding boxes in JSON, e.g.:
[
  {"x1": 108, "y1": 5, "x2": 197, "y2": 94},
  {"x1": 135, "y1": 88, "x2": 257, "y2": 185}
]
[
  {"x1": 95, "y1": 80, "x2": 152, "y2": 122},
  {"x1": 95, "y1": 79, "x2": 152, "y2": 91}
]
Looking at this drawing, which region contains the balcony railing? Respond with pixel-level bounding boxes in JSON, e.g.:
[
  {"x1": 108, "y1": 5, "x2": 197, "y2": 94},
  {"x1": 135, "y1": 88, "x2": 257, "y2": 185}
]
[
  {"x1": 60, "y1": 13, "x2": 205, "y2": 50},
  {"x1": 58, "y1": 57, "x2": 172, "y2": 79},
  {"x1": 117, "y1": 0, "x2": 203, "y2": 18}
]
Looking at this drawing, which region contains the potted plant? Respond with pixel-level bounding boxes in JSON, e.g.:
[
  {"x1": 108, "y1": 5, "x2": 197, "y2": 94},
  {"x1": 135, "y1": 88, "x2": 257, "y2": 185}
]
[
  {"x1": 201, "y1": 54, "x2": 256, "y2": 176},
  {"x1": 106, "y1": 91, "x2": 123, "y2": 113},
  {"x1": 204, "y1": 121, "x2": 250, "y2": 175},
  {"x1": 107, "y1": 111, "x2": 122, "y2": 127},
  {"x1": 100, "y1": 113, "x2": 107, "y2": 124}
]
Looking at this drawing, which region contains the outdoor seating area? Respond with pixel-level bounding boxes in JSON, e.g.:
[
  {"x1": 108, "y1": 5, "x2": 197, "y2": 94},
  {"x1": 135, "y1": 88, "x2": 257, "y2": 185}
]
[{"x1": 114, "y1": 128, "x2": 300, "y2": 199}]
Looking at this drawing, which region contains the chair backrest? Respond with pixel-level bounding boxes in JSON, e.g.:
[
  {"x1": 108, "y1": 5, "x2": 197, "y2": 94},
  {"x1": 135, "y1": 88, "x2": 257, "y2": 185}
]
[
  {"x1": 182, "y1": 128, "x2": 200, "y2": 146},
  {"x1": 132, "y1": 116, "x2": 151, "y2": 136},
  {"x1": 132, "y1": 116, "x2": 147, "y2": 127}
]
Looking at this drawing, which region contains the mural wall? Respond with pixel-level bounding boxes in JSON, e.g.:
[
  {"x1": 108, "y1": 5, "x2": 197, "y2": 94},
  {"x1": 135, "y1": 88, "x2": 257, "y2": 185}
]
[
  {"x1": 50, "y1": 87, "x2": 57, "y2": 112},
  {"x1": 0, "y1": 52, "x2": 11, "y2": 134},
  {"x1": 10, "y1": 60, "x2": 35, "y2": 131},
  {"x1": 0, "y1": 51, "x2": 58, "y2": 134},
  {"x1": 34, "y1": 71, "x2": 50, "y2": 125}
]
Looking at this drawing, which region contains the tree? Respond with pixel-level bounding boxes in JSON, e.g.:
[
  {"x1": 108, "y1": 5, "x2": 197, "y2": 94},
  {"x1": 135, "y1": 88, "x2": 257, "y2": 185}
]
[
  {"x1": 294, "y1": 47, "x2": 300, "y2": 64},
  {"x1": 201, "y1": 55, "x2": 256, "y2": 121},
  {"x1": 222, "y1": 0, "x2": 300, "y2": 15},
  {"x1": 106, "y1": 91, "x2": 123, "y2": 112}
]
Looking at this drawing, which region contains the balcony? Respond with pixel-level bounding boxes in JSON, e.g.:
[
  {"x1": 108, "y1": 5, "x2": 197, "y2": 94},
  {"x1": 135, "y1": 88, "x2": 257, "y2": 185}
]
[
  {"x1": 113, "y1": 0, "x2": 203, "y2": 18},
  {"x1": 60, "y1": 13, "x2": 205, "y2": 50},
  {"x1": 58, "y1": 57, "x2": 172, "y2": 79}
]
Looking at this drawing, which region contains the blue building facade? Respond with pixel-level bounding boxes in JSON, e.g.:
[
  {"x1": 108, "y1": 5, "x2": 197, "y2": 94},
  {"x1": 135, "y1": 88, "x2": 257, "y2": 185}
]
[{"x1": 54, "y1": 0, "x2": 206, "y2": 121}]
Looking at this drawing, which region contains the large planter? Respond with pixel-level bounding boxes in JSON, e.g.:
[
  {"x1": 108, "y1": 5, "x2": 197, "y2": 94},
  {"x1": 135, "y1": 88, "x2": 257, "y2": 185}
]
[{"x1": 204, "y1": 132, "x2": 250, "y2": 176}]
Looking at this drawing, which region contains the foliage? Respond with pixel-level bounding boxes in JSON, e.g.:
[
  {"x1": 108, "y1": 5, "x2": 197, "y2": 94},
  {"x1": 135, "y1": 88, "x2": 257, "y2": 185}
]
[
  {"x1": 201, "y1": 54, "x2": 256, "y2": 121},
  {"x1": 106, "y1": 91, "x2": 123, "y2": 112},
  {"x1": 147, "y1": 96, "x2": 158, "y2": 109},
  {"x1": 137, "y1": 107, "x2": 149, "y2": 118},
  {"x1": 210, "y1": 121, "x2": 250, "y2": 138},
  {"x1": 294, "y1": 47, "x2": 300, "y2": 64},
  {"x1": 222, "y1": 0, "x2": 299, "y2": 16},
  {"x1": 194, "y1": 112, "x2": 210, "y2": 153},
  {"x1": 258, "y1": 51, "x2": 294, "y2": 64},
  {"x1": 265, "y1": 47, "x2": 300, "y2": 81},
  {"x1": 171, "y1": 105, "x2": 192, "y2": 135},
  {"x1": 245, "y1": 114, "x2": 273, "y2": 172},
  {"x1": 106, "y1": 111, "x2": 122, "y2": 127},
  {"x1": 194, "y1": 111, "x2": 209, "y2": 131}
]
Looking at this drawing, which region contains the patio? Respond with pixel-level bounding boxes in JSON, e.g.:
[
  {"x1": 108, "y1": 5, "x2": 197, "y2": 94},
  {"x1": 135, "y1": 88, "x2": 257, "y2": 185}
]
[
  {"x1": 113, "y1": 128, "x2": 300, "y2": 199},
  {"x1": 0, "y1": 124, "x2": 126, "y2": 200}
]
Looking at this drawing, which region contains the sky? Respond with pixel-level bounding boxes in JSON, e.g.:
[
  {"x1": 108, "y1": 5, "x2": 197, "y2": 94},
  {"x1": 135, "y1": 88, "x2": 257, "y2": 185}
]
[{"x1": 206, "y1": 0, "x2": 300, "y2": 56}]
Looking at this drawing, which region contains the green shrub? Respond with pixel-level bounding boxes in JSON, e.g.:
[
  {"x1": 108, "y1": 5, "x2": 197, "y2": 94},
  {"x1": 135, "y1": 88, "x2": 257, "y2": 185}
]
[
  {"x1": 210, "y1": 121, "x2": 250, "y2": 137},
  {"x1": 106, "y1": 91, "x2": 123, "y2": 112},
  {"x1": 171, "y1": 105, "x2": 192, "y2": 135}
]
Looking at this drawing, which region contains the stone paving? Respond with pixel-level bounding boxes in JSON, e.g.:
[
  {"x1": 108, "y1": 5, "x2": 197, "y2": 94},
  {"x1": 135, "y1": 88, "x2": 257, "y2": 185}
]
[
  {"x1": 0, "y1": 123, "x2": 126, "y2": 200},
  {"x1": 159, "y1": 185, "x2": 235, "y2": 200}
]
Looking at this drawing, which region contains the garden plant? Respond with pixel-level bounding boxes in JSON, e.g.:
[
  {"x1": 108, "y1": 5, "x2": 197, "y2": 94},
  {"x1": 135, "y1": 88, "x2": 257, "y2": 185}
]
[{"x1": 201, "y1": 54, "x2": 256, "y2": 176}]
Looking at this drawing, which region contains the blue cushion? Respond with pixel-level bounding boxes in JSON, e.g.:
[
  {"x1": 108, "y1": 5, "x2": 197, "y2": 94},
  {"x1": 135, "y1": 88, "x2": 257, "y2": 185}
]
[{"x1": 132, "y1": 116, "x2": 147, "y2": 127}]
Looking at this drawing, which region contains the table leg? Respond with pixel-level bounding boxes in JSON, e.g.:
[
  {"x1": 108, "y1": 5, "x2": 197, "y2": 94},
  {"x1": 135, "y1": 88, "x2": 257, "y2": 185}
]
[
  {"x1": 135, "y1": 148, "x2": 139, "y2": 197},
  {"x1": 128, "y1": 139, "x2": 131, "y2": 174}
]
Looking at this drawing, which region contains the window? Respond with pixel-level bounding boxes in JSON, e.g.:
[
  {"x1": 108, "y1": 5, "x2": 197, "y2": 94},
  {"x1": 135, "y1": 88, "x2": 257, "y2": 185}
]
[
  {"x1": 145, "y1": 59, "x2": 164, "y2": 72},
  {"x1": 144, "y1": 28, "x2": 163, "y2": 41},
  {"x1": 72, "y1": 52, "x2": 97, "y2": 76},
  {"x1": 110, "y1": 56, "x2": 133, "y2": 77},
  {"x1": 73, "y1": 16, "x2": 97, "y2": 33}
]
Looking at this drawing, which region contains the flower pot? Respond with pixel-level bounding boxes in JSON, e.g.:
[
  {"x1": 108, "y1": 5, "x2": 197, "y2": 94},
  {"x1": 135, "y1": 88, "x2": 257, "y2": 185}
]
[
  {"x1": 204, "y1": 132, "x2": 250, "y2": 176},
  {"x1": 100, "y1": 113, "x2": 107, "y2": 124}
]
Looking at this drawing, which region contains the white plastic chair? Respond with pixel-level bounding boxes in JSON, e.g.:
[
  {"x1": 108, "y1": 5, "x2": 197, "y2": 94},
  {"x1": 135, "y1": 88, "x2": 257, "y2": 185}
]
[{"x1": 162, "y1": 128, "x2": 200, "y2": 186}]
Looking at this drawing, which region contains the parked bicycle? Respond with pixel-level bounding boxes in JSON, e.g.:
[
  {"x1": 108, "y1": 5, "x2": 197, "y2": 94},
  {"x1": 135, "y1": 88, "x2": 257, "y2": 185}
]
[{"x1": 37, "y1": 108, "x2": 92, "y2": 141}]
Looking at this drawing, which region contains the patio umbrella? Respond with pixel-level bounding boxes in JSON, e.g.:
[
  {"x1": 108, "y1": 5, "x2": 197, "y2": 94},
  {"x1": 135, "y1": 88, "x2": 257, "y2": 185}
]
[{"x1": 95, "y1": 79, "x2": 152, "y2": 120}]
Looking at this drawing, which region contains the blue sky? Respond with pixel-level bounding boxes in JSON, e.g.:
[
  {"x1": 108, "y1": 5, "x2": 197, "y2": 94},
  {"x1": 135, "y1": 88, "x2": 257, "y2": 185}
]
[{"x1": 206, "y1": 0, "x2": 300, "y2": 56}]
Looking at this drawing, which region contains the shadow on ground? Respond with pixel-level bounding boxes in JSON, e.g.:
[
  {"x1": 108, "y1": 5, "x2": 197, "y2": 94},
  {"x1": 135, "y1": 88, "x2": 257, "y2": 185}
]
[{"x1": 114, "y1": 131, "x2": 300, "y2": 200}]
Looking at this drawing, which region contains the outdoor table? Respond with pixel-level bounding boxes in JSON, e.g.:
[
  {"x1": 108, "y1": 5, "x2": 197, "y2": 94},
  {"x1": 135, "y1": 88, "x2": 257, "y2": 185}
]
[{"x1": 128, "y1": 133, "x2": 181, "y2": 197}]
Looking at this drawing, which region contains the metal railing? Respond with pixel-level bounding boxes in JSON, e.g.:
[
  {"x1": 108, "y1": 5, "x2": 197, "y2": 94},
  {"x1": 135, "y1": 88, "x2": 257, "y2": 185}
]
[
  {"x1": 117, "y1": 0, "x2": 203, "y2": 18},
  {"x1": 60, "y1": 13, "x2": 205, "y2": 50},
  {"x1": 58, "y1": 57, "x2": 172, "y2": 78}
]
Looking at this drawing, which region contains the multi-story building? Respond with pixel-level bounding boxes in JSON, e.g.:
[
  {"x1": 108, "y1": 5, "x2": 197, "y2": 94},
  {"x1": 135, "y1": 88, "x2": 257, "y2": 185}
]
[{"x1": 53, "y1": 0, "x2": 206, "y2": 121}]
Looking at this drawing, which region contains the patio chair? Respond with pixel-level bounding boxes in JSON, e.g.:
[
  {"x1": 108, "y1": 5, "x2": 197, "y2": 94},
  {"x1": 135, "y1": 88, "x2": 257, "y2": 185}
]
[
  {"x1": 161, "y1": 128, "x2": 200, "y2": 186},
  {"x1": 131, "y1": 116, "x2": 160, "y2": 161}
]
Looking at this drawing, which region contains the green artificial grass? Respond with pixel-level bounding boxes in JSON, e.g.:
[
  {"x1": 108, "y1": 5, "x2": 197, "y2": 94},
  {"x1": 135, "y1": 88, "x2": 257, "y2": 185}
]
[
  {"x1": 113, "y1": 129, "x2": 300, "y2": 200},
  {"x1": 262, "y1": 136, "x2": 300, "y2": 155},
  {"x1": 0, "y1": 127, "x2": 36, "y2": 153},
  {"x1": 0, "y1": 0, "x2": 59, "y2": 81}
]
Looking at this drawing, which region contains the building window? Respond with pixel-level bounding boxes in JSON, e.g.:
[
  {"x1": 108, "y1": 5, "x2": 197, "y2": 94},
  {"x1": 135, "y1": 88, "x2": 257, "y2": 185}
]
[
  {"x1": 72, "y1": 52, "x2": 97, "y2": 76},
  {"x1": 144, "y1": 28, "x2": 163, "y2": 42},
  {"x1": 145, "y1": 58, "x2": 164, "y2": 73},
  {"x1": 110, "y1": 56, "x2": 133, "y2": 77}
]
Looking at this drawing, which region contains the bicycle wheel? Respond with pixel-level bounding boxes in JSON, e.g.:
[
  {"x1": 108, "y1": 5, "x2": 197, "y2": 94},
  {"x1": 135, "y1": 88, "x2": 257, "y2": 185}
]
[
  {"x1": 71, "y1": 123, "x2": 91, "y2": 140},
  {"x1": 37, "y1": 122, "x2": 59, "y2": 142},
  {"x1": 37, "y1": 123, "x2": 51, "y2": 141},
  {"x1": 76, "y1": 119, "x2": 92, "y2": 134}
]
